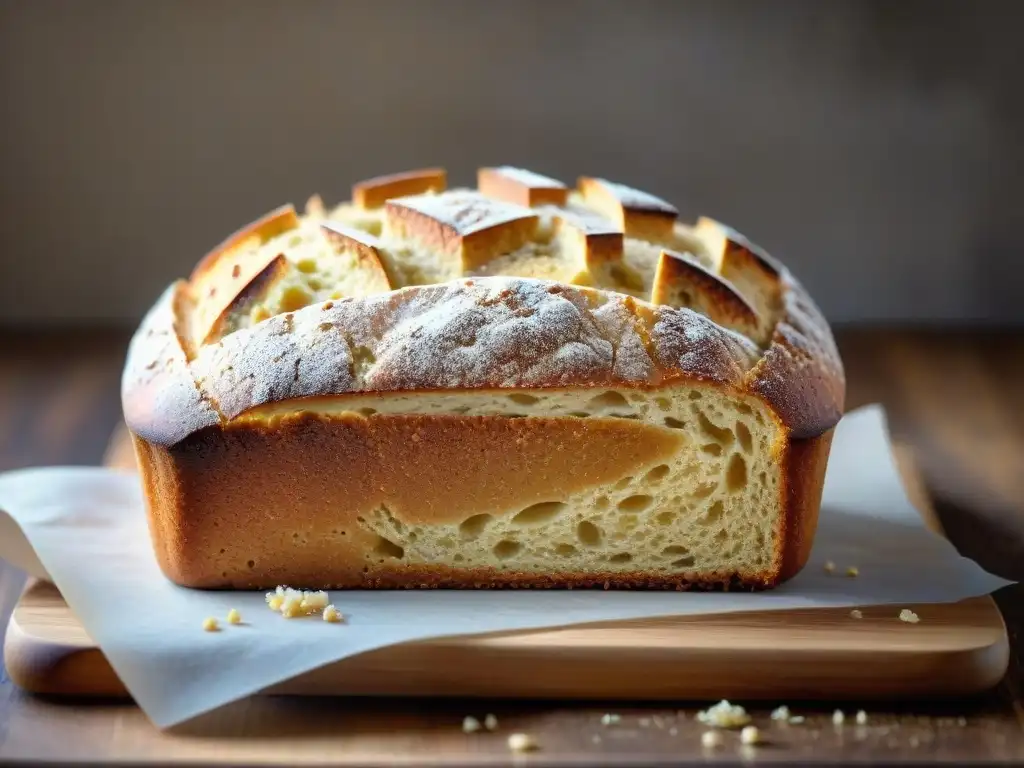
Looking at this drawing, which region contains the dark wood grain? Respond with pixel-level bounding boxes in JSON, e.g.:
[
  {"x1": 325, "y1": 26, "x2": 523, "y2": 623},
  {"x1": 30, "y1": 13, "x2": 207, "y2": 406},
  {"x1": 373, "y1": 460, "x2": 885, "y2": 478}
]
[{"x1": 0, "y1": 327, "x2": 1022, "y2": 766}]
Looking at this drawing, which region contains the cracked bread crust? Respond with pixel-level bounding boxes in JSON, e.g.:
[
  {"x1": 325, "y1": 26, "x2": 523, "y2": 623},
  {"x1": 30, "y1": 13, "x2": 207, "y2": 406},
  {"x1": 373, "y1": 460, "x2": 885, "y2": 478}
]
[
  {"x1": 127, "y1": 273, "x2": 837, "y2": 439},
  {"x1": 122, "y1": 166, "x2": 845, "y2": 591}
]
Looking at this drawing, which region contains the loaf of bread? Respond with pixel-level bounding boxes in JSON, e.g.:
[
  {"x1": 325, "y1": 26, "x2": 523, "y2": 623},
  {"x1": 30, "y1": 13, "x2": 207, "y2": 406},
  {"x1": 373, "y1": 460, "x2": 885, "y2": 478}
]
[{"x1": 122, "y1": 167, "x2": 844, "y2": 590}]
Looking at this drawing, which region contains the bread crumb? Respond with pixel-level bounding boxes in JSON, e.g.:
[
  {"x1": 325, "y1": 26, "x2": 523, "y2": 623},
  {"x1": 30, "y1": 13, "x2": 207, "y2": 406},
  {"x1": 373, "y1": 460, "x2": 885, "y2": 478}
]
[
  {"x1": 507, "y1": 733, "x2": 538, "y2": 753},
  {"x1": 899, "y1": 609, "x2": 920, "y2": 623},
  {"x1": 484, "y1": 713, "x2": 498, "y2": 731},
  {"x1": 788, "y1": 715, "x2": 806, "y2": 724},
  {"x1": 226, "y1": 608, "x2": 242, "y2": 625},
  {"x1": 740, "y1": 725, "x2": 761, "y2": 745},
  {"x1": 957, "y1": 716, "x2": 967, "y2": 726},
  {"x1": 462, "y1": 716, "x2": 481, "y2": 734},
  {"x1": 823, "y1": 561, "x2": 836, "y2": 574},
  {"x1": 770, "y1": 705, "x2": 790, "y2": 721},
  {"x1": 600, "y1": 713, "x2": 621, "y2": 726},
  {"x1": 832, "y1": 709, "x2": 845, "y2": 725},
  {"x1": 266, "y1": 586, "x2": 335, "y2": 619},
  {"x1": 323, "y1": 605, "x2": 343, "y2": 623},
  {"x1": 202, "y1": 617, "x2": 219, "y2": 632},
  {"x1": 301, "y1": 590, "x2": 330, "y2": 612},
  {"x1": 701, "y1": 730, "x2": 723, "y2": 749},
  {"x1": 697, "y1": 700, "x2": 750, "y2": 728},
  {"x1": 850, "y1": 609, "x2": 863, "y2": 619},
  {"x1": 846, "y1": 565, "x2": 859, "y2": 577},
  {"x1": 855, "y1": 710, "x2": 868, "y2": 725}
]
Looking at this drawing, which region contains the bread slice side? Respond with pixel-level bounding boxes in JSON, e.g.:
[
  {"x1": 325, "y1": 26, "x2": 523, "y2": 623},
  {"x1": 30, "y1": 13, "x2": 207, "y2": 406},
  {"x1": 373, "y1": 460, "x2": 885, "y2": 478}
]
[{"x1": 141, "y1": 383, "x2": 805, "y2": 590}]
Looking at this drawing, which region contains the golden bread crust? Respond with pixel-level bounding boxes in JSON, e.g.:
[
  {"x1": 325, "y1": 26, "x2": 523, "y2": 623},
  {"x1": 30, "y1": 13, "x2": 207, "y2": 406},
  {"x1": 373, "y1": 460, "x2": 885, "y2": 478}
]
[
  {"x1": 123, "y1": 166, "x2": 846, "y2": 590},
  {"x1": 385, "y1": 192, "x2": 540, "y2": 271},
  {"x1": 651, "y1": 249, "x2": 761, "y2": 341},
  {"x1": 579, "y1": 177, "x2": 678, "y2": 241},
  {"x1": 352, "y1": 168, "x2": 446, "y2": 210},
  {"x1": 320, "y1": 222, "x2": 394, "y2": 292},
  {"x1": 478, "y1": 166, "x2": 569, "y2": 208}
]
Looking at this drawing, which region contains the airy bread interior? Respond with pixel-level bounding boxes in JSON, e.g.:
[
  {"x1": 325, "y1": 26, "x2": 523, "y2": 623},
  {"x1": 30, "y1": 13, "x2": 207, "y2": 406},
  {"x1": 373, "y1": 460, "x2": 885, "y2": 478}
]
[{"x1": 239, "y1": 384, "x2": 782, "y2": 577}]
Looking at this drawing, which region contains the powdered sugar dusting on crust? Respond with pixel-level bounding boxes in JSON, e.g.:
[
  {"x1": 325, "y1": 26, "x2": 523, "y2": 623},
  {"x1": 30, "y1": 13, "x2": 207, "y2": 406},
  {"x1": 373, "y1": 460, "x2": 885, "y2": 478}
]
[
  {"x1": 652, "y1": 309, "x2": 759, "y2": 385},
  {"x1": 122, "y1": 282, "x2": 220, "y2": 444},
  {"x1": 555, "y1": 202, "x2": 622, "y2": 237},
  {"x1": 590, "y1": 298, "x2": 656, "y2": 382},
  {"x1": 748, "y1": 272, "x2": 845, "y2": 438},
  {"x1": 388, "y1": 192, "x2": 536, "y2": 238},
  {"x1": 492, "y1": 167, "x2": 566, "y2": 190},
  {"x1": 180, "y1": 277, "x2": 760, "y2": 427},
  {"x1": 125, "y1": 167, "x2": 845, "y2": 445},
  {"x1": 355, "y1": 279, "x2": 617, "y2": 390},
  {"x1": 592, "y1": 179, "x2": 678, "y2": 216},
  {"x1": 193, "y1": 307, "x2": 355, "y2": 420}
]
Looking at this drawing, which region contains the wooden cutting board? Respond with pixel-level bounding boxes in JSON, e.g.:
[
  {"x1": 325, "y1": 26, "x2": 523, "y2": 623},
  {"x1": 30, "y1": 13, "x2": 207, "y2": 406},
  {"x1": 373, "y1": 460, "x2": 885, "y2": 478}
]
[{"x1": 2, "y1": 425, "x2": 1009, "y2": 701}]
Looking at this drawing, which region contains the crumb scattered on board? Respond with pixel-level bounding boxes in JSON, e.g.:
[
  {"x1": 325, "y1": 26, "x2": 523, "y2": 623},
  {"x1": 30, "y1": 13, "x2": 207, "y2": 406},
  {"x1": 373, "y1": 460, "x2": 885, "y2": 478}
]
[
  {"x1": 265, "y1": 586, "x2": 343, "y2": 622},
  {"x1": 202, "y1": 617, "x2": 219, "y2": 632},
  {"x1": 323, "y1": 604, "x2": 343, "y2": 623},
  {"x1": 701, "y1": 730, "x2": 723, "y2": 749},
  {"x1": 899, "y1": 608, "x2": 921, "y2": 623},
  {"x1": 850, "y1": 609, "x2": 863, "y2": 619},
  {"x1": 226, "y1": 608, "x2": 242, "y2": 625},
  {"x1": 697, "y1": 700, "x2": 751, "y2": 728},
  {"x1": 740, "y1": 725, "x2": 761, "y2": 745},
  {"x1": 507, "y1": 733, "x2": 538, "y2": 753}
]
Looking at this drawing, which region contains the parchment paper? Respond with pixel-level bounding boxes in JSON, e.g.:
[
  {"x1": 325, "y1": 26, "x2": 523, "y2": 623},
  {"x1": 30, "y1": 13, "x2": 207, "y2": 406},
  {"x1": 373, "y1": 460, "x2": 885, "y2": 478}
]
[{"x1": 0, "y1": 405, "x2": 1011, "y2": 728}]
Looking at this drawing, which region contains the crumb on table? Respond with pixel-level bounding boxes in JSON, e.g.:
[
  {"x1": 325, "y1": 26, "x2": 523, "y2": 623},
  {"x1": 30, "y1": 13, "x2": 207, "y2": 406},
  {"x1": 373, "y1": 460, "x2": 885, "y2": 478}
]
[
  {"x1": 323, "y1": 604, "x2": 343, "y2": 623},
  {"x1": 697, "y1": 700, "x2": 750, "y2": 728},
  {"x1": 740, "y1": 725, "x2": 761, "y2": 745},
  {"x1": 701, "y1": 730, "x2": 723, "y2": 749},
  {"x1": 507, "y1": 733, "x2": 538, "y2": 753}
]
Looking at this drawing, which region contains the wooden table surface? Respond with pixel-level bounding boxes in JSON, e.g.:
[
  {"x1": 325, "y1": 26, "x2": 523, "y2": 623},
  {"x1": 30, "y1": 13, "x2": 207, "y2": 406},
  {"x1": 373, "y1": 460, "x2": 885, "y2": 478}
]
[{"x1": 1, "y1": 327, "x2": 1023, "y2": 766}]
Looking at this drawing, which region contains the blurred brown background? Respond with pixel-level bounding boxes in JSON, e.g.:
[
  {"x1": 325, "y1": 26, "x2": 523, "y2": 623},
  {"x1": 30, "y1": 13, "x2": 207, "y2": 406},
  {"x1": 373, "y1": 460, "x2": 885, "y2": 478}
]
[{"x1": 0, "y1": 0, "x2": 1022, "y2": 325}]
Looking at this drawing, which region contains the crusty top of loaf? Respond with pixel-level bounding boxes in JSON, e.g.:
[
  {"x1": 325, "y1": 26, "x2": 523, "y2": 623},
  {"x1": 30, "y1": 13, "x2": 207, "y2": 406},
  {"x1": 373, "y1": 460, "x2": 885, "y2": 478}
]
[{"x1": 122, "y1": 166, "x2": 845, "y2": 447}]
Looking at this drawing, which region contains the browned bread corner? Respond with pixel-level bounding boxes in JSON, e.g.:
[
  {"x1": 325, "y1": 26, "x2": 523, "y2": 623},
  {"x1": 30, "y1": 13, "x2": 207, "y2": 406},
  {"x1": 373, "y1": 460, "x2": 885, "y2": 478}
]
[{"x1": 122, "y1": 166, "x2": 844, "y2": 591}]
